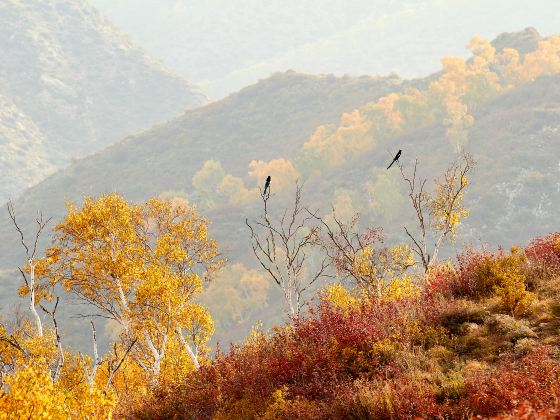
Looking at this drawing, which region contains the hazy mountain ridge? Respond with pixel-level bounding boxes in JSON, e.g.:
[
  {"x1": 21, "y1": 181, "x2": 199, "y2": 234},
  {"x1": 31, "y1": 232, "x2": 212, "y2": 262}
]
[
  {"x1": 90, "y1": 0, "x2": 560, "y2": 98},
  {"x1": 0, "y1": 0, "x2": 206, "y2": 203},
  {"x1": 1, "y1": 29, "x2": 559, "y2": 349}
]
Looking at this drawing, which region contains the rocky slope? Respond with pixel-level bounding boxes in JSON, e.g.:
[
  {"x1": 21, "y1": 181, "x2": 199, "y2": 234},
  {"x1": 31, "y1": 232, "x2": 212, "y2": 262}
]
[{"x1": 0, "y1": 0, "x2": 205, "y2": 203}]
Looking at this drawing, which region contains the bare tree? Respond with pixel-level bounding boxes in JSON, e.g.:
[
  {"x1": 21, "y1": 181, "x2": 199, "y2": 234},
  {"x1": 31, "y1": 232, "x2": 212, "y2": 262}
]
[
  {"x1": 398, "y1": 152, "x2": 475, "y2": 272},
  {"x1": 246, "y1": 183, "x2": 329, "y2": 317},
  {"x1": 311, "y1": 210, "x2": 415, "y2": 296},
  {"x1": 7, "y1": 200, "x2": 51, "y2": 337}
]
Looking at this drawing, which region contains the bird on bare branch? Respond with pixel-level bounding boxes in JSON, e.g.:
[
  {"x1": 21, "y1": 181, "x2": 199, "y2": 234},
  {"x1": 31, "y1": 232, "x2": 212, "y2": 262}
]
[
  {"x1": 263, "y1": 175, "x2": 271, "y2": 197},
  {"x1": 387, "y1": 149, "x2": 402, "y2": 169}
]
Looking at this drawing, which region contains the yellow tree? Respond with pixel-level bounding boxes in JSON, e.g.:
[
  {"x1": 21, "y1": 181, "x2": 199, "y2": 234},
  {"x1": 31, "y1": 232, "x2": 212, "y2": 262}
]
[
  {"x1": 519, "y1": 36, "x2": 560, "y2": 81},
  {"x1": 313, "y1": 210, "x2": 415, "y2": 297},
  {"x1": 398, "y1": 152, "x2": 475, "y2": 272},
  {"x1": 248, "y1": 158, "x2": 299, "y2": 192},
  {"x1": 44, "y1": 194, "x2": 223, "y2": 383},
  {"x1": 301, "y1": 110, "x2": 374, "y2": 170},
  {"x1": 218, "y1": 174, "x2": 258, "y2": 205}
]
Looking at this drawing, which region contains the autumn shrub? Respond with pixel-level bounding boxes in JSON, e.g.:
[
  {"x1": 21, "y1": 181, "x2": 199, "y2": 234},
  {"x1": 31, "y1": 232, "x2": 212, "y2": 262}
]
[
  {"x1": 329, "y1": 373, "x2": 442, "y2": 420},
  {"x1": 461, "y1": 346, "x2": 560, "y2": 417},
  {"x1": 425, "y1": 262, "x2": 459, "y2": 299},
  {"x1": 525, "y1": 232, "x2": 560, "y2": 283},
  {"x1": 494, "y1": 399, "x2": 560, "y2": 419},
  {"x1": 455, "y1": 248, "x2": 491, "y2": 297},
  {"x1": 132, "y1": 291, "x2": 443, "y2": 419},
  {"x1": 261, "y1": 387, "x2": 322, "y2": 420},
  {"x1": 453, "y1": 247, "x2": 535, "y2": 316}
]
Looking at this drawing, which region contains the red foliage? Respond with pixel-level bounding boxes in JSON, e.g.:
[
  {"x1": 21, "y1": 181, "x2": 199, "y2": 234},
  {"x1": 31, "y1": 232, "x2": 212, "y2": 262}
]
[
  {"x1": 455, "y1": 247, "x2": 496, "y2": 298},
  {"x1": 133, "y1": 294, "x2": 442, "y2": 419},
  {"x1": 425, "y1": 264, "x2": 457, "y2": 300},
  {"x1": 463, "y1": 346, "x2": 560, "y2": 418},
  {"x1": 133, "y1": 234, "x2": 560, "y2": 419},
  {"x1": 494, "y1": 400, "x2": 560, "y2": 420},
  {"x1": 525, "y1": 232, "x2": 560, "y2": 278},
  {"x1": 423, "y1": 248, "x2": 491, "y2": 300}
]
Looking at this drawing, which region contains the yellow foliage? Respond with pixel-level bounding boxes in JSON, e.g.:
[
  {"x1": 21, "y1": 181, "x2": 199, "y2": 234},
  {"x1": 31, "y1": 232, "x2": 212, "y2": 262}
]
[
  {"x1": 42, "y1": 193, "x2": 222, "y2": 384},
  {"x1": 202, "y1": 263, "x2": 270, "y2": 328},
  {"x1": 0, "y1": 361, "x2": 116, "y2": 419},
  {"x1": 218, "y1": 174, "x2": 258, "y2": 204},
  {"x1": 248, "y1": 158, "x2": 299, "y2": 191},
  {"x1": 321, "y1": 283, "x2": 359, "y2": 312},
  {"x1": 302, "y1": 110, "x2": 374, "y2": 169},
  {"x1": 192, "y1": 160, "x2": 227, "y2": 208},
  {"x1": 428, "y1": 156, "x2": 473, "y2": 240},
  {"x1": 519, "y1": 36, "x2": 560, "y2": 82},
  {"x1": 381, "y1": 275, "x2": 420, "y2": 301},
  {"x1": 262, "y1": 386, "x2": 318, "y2": 420},
  {"x1": 351, "y1": 243, "x2": 416, "y2": 296},
  {"x1": 476, "y1": 247, "x2": 535, "y2": 317},
  {"x1": 370, "y1": 339, "x2": 397, "y2": 365}
]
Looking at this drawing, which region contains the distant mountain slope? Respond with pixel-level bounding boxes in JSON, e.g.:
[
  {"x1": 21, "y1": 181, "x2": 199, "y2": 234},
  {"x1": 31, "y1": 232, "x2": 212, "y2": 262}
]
[
  {"x1": 0, "y1": 71, "x2": 406, "y2": 268},
  {"x1": 0, "y1": 0, "x2": 206, "y2": 203},
  {"x1": 89, "y1": 0, "x2": 559, "y2": 97}
]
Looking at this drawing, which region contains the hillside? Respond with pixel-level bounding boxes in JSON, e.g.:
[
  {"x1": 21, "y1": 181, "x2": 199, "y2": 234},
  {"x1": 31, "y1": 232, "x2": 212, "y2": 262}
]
[
  {"x1": 89, "y1": 0, "x2": 559, "y2": 97},
  {"x1": 131, "y1": 232, "x2": 560, "y2": 419},
  {"x1": 1, "y1": 29, "x2": 559, "y2": 349},
  {"x1": 0, "y1": 71, "x2": 407, "y2": 267},
  {"x1": 0, "y1": 70, "x2": 408, "y2": 350},
  {"x1": 0, "y1": 0, "x2": 205, "y2": 203}
]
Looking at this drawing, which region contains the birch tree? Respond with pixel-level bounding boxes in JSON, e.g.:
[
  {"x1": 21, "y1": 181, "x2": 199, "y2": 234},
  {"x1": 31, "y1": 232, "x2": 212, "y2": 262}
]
[
  {"x1": 399, "y1": 152, "x2": 475, "y2": 272},
  {"x1": 246, "y1": 183, "x2": 329, "y2": 317},
  {"x1": 42, "y1": 194, "x2": 223, "y2": 383}
]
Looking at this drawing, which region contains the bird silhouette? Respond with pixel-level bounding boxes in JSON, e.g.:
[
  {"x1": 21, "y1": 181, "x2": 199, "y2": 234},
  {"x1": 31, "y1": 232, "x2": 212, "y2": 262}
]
[
  {"x1": 387, "y1": 149, "x2": 402, "y2": 169},
  {"x1": 264, "y1": 175, "x2": 271, "y2": 195}
]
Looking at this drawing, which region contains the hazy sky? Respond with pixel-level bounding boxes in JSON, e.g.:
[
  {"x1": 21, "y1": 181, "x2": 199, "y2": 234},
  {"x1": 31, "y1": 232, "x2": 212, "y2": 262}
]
[{"x1": 89, "y1": 1, "x2": 560, "y2": 98}]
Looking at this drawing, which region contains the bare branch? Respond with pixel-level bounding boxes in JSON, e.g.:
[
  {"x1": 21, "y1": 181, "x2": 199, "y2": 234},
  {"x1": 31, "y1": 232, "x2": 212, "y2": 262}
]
[
  {"x1": 246, "y1": 182, "x2": 329, "y2": 317},
  {"x1": 40, "y1": 297, "x2": 64, "y2": 382},
  {"x1": 103, "y1": 338, "x2": 137, "y2": 394}
]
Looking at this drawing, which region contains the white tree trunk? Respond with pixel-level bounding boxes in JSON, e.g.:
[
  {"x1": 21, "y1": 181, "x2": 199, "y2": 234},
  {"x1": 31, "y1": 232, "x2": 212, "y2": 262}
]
[
  {"x1": 176, "y1": 326, "x2": 199, "y2": 369},
  {"x1": 28, "y1": 262, "x2": 43, "y2": 337}
]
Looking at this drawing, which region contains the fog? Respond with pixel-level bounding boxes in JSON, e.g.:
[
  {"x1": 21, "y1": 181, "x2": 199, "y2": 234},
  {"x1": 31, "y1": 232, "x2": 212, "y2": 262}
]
[{"x1": 90, "y1": 0, "x2": 560, "y2": 98}]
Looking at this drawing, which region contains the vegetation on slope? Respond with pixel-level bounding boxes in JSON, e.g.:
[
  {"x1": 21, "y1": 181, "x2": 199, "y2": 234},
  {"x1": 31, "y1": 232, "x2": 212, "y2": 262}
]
[
  {"x1": 1, "y1": 29, "x2": 559, "y2": 353},
  {"x1": 0, "y1": 145, "x2": 558, "y2": 417},
  {"x1": 132, "y1": 232, "x2": 560, "y2": 419}
]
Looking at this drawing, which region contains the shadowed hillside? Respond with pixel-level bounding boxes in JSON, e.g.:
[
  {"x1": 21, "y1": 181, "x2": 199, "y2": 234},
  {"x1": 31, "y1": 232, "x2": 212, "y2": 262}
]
[{"x1": 0, "y1": 0, "x2": 205, "y2": 203}]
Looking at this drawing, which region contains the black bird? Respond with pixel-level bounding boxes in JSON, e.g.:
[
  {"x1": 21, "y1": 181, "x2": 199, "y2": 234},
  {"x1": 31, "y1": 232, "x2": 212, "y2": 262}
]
[
  {"x1": 387, "y1": 149, "x2": 402, "y2": 169},
  {"x1": 264, "y1": 175, "x2": 271, "y2": 195}
]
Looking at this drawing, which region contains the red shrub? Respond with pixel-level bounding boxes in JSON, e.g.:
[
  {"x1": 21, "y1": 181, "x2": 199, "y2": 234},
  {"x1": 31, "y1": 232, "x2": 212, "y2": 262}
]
[
  {"x1": 131, "y1": 293, "x2": 443, "y2": 419},
  {"x1": 424, "y1": 248, "x2": 493, "y2": 300},
  {"x1": 494, "y1": 400, "x2": 560, "y2": 420},
  {"x1": 525, "y1": 232, "x2": 560, "y2": 278},
  {"x1": 455, "y1": 247, "x2": 496, "y2": 298},
  {"x1": 424, "y1": 263, "x2": 463, "y2": 301},
  {"x1": 462, "y1": 346, "x2": 560, "y2": 417}
]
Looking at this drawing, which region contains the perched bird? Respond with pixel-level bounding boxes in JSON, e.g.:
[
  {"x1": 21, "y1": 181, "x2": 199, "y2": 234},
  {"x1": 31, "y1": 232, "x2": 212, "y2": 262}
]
[
  {"x1": 264, "y1": 175, "x2": 271, "y2": 195},
  {"x1": 387, "y1": 149, "x2": 402, "y2": 169}
]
